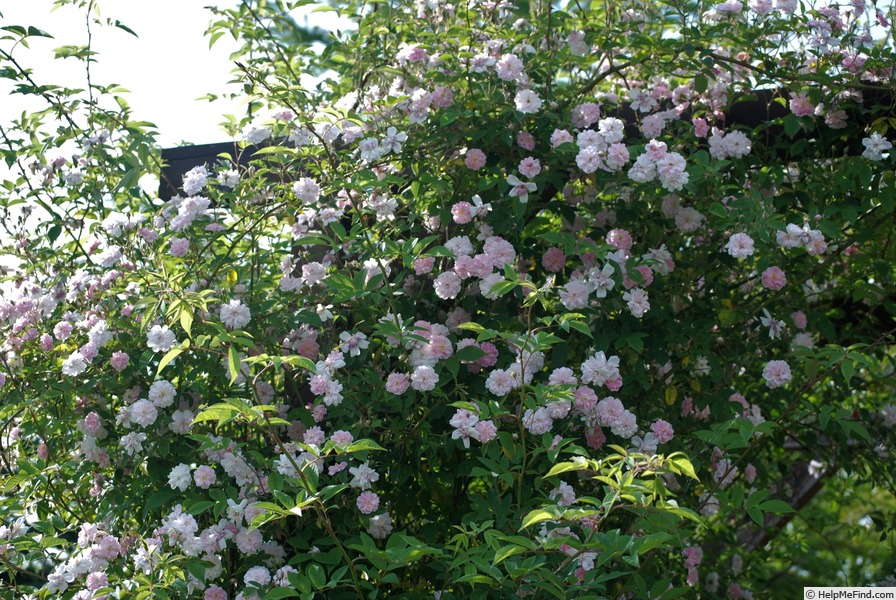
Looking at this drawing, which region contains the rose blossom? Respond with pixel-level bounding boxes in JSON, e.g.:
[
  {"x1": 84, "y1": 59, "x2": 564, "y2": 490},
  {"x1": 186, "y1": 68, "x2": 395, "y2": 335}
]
[
  {"x1": 110, "y1": 351, "x2": 129, "y2": 372},
  {"x1": 726, "y1": 233, "x2": 754, "y2": 258},
  {"x1": 518, "y1": 157, "x2": 541, "y2": 178},
  {"x1": 357, "y1": 491, "x2": 380, "y2": 514},
  {"x1": 451, "y1": 201, "x2": 473, "y2": 224},
  {"x1": 761, "y1": 266, "x2": 786, "y2": 290},
  {"x1": 762, "y1": 360, "x2": 792, "y2": 388},
  {"x1": 386, "y1": 373, "x2": 410, "y2": 394},
  {"x1": 464, "y1": 148, "x2": 486, "y2": 170},
  {"x1": 193, "y1": 465, "x2": 217, "y2": 489}
]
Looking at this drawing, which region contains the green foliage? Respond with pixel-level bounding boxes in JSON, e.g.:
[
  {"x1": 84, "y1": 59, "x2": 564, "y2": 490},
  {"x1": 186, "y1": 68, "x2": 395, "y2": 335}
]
[{"x1": 0, "y1": 0, "x2": 895, "y2": 598}]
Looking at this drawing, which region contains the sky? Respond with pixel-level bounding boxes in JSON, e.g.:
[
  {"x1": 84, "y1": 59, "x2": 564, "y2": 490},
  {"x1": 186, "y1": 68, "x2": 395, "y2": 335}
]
[{"x1": 0, "y1": 0, "x2": 348, "y2": 148}]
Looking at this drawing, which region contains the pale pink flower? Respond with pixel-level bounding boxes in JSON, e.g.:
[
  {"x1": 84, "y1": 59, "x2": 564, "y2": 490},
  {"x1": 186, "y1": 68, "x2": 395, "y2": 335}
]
[
  {"x1": 54, "y1": 321, "x2": 73, "y2": 340},
  {"x1": 761, "y1": 266, "x2": 787, "y2": 290},
  {"x1": 451, "y1": 201, "x2": 473, "y2": 224},
  {"x1": 434, "y1": 272, "x2": 462, "y2": 299},
  {"x1": 762, "y1": 360, "x2": 791, "y2": 388},
  {"x1": 368, "y1": 512, "x2": 393, "y2": 539},
  {"x1": 789, "y1": 92, "x2": 815, "y2": 117},
  {"x1": 414, "y1": 257, "x2": 435, "y2": 274},
  {"x1": 606, "y1": 228, "x2": 633, "y2": 250},
  {"x1": 575, "y1": 146, "x2": 603, "y2": 173},
  {"x1": 410, "y1": 365, "x2": 438, "y2": 391},
  {"x1": 726, "y1": 233, "x2": 755, "y2": 258},
  {"x1": 450, "y1": 409, "x2": 479, "y2": 447},
  {"x1": 549, "y1": 367, "x2": 578, "y2": 386},
  {"x1": 506, "y1": 175, "x2": 537, "y2": 202},
  {"x1": 170, "y1": 409, "x2": 194, "y2": 435},
  {"x1": 624, "y1": 288, "x2": 650, "y2": 317},
  {"x1": 517, "y1": 131, "x2": 536, "y2": 150},
  {"x1": 514, "y1": 89, "x2": 543, "y2": 114},
  {"x1": 168, "y1": 464, "x2": 192, "y2": 491},
  {"x1": 542, "y1": 247, "x2": 566, "y2": 272},
  {"x1": 483, "y1": 236, "x2": 517, "y2": 267},
  {"x1": 862, "y1": 132, "x2": 892, "y2": 160},
  {"x1": 349, "y1": 461, "x2": 379, "y2": 490},
  {"x1": 193, "y1": 465, "x2": 216, "y2": 489},
  {"x1": 205, "y1": 586, "x2": 227, "y2": 600},
  {"x1": 495, "y1": 53, "x2": 524, "y2": 81},
  {"x1": 464, "y1": 148, "x2": 487, "y2": 170},
  {"x1": 110, "y1": 351, "x2": 129, "y2": 372},
  {"x1": 474, "y1": 420, "x2": 497, "y2": 443},
  {"x1": 357, "y1": 491, "x2": 380, "y2": 514},
  {"x1": 244, "y1": 566, "x2": 272, "y2": 587},
  {"x1": 330, "y1": 430, "x2": 353, "y2": 446},
  {"x1": 651, "y1": 419, "x2": 674, "y2": 443},
  {"x1": 559, "y1": 278, "x2": 590, "y2": 310},
  {"x1": 385, "y1": 373, "x2": 410, "y2": 395},
  {"x1": 605, "y1": 143, "x2": 630, "y2": 170},
  {"x1": 129, "y1": 399, "x2": 158, "y2": 428},
  {"x1": 572, "y1": 102, "x2": 601, "y2": 128},
  {"x1": 692, "y1": 117, "x2": 710, "y2": 137},
  {"x1": 220, "y1": 300, "x2": 251, "y2": 330},
  {"x1": 549, "y1": 481, "x2": 577, "y2": 506},
  {"x1": 522, "y1": 407, "x2": 553, "y2": 434},
  {"x1": 292, "y1": 177, "x2": 321, "y2": 203},
  {"x1": 146, "y1": 325, "x2": 176, "y2": 353},
  {"x1": 518, "y1": 157, "x2": 541, "y2": 178},
  {"x1": 169, "y1": 237, "x2": 189, "y2": 257},
  {"x1": 551, "y1": 129, "x2": 574, "y2": 147},
  {"x1": 485, "y1": 368, "x2": 515, "y2": 396}
]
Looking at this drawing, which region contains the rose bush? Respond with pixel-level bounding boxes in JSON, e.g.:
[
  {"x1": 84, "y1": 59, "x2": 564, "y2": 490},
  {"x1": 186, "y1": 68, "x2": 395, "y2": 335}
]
[{"x1": 1, "y1": 0, "x2": 895, "y2": 598}]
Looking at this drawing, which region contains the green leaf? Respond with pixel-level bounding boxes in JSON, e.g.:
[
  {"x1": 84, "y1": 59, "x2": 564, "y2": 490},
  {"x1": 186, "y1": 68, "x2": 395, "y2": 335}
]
[
  {"x1": 39, "y1": 536, "x2": 67, "y2": 549},
  {"x1": 157, "y1": 346, "x2": 184, "y2": 376},
  {"x1": 694, "y1": 74, "x2": 708, "y2": 93},
  {"x1": 759, "y1": 499, "x2": 794, "y2": 514},
  {"x1": 307, "y1": 564, "x2": 326, "y2": 590},
  {"x1": 633, "y1": 532, "x2": 674, "y2": 554},
  {"x1": 493, "y1": 544, "x2": 527, "y2": 565},
  {"x1": 455, "y1": 345, "x2": 486, "y2": 362},
  {"x1": 746, "y1": 489, "x2": 769, "y2": 509},
  {"x1": 544, "y1": 460, "x2": 587, "y2": 478},
  {"x1": 665, "y1": 453, "x2": 699, "y2": 481},
  {"x1": 251, "y1": 502, "x2": 290, "y2": 515},
  {"x1": 194, "y1": 403, "x2": 240, "y2": 425},
  {"x1": 520, "y1": 509, "x2": 556, "y2": 530},
  {"x1": 840, "y1": 359, "x2": 855, "y2": 383},
  {"x1": 26, "y1": 26, "x2": 53, "y2": 38},
  {"x1": 783, "y1": 114, "x2": 801, "y2": 139},
  {"x1": 281, "y1": 355, "x2": 317, "y2": 372},
  {"x1": 228, "y1": 345, "x2": 240, "y2": 384},
  {"x1": 1, "y1": 472, "x2": 32, "y2": 493},
  {"x1": 345, "y1": 439, "x2": 386, "y2": 453},
  {"x1": 264, "y1": 588, "x2": 300, "y2": 599},
  {"x1": 747, "y1": 507, "x2": 764, "y2": 526},
  {"x1": 112, "y1": 20, "x2": 138, "y2": 37},
  {"x1": 187, "y1": 501, "x2": 215, "y2": 515},
  {"x1": 145, "y1": 490, "x2": 177, "y2": 512},
  {"x1": 180, "y1": 307, "x2": 194, "y2": 337},
  {"x1": 566, "y1": 320, "x2": 593, "y2": 338}
]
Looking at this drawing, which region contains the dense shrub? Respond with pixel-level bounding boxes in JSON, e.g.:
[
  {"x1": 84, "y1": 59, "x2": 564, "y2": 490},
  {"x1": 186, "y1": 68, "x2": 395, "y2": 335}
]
[{"x1": 1, "y1": 0, "x2": 895, "y2": 598}]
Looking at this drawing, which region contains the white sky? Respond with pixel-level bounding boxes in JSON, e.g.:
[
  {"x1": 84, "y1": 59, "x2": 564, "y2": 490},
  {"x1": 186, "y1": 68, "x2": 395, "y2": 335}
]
[{"x1": 0, "y1": 0, "x2": 349, "y2": 147}]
